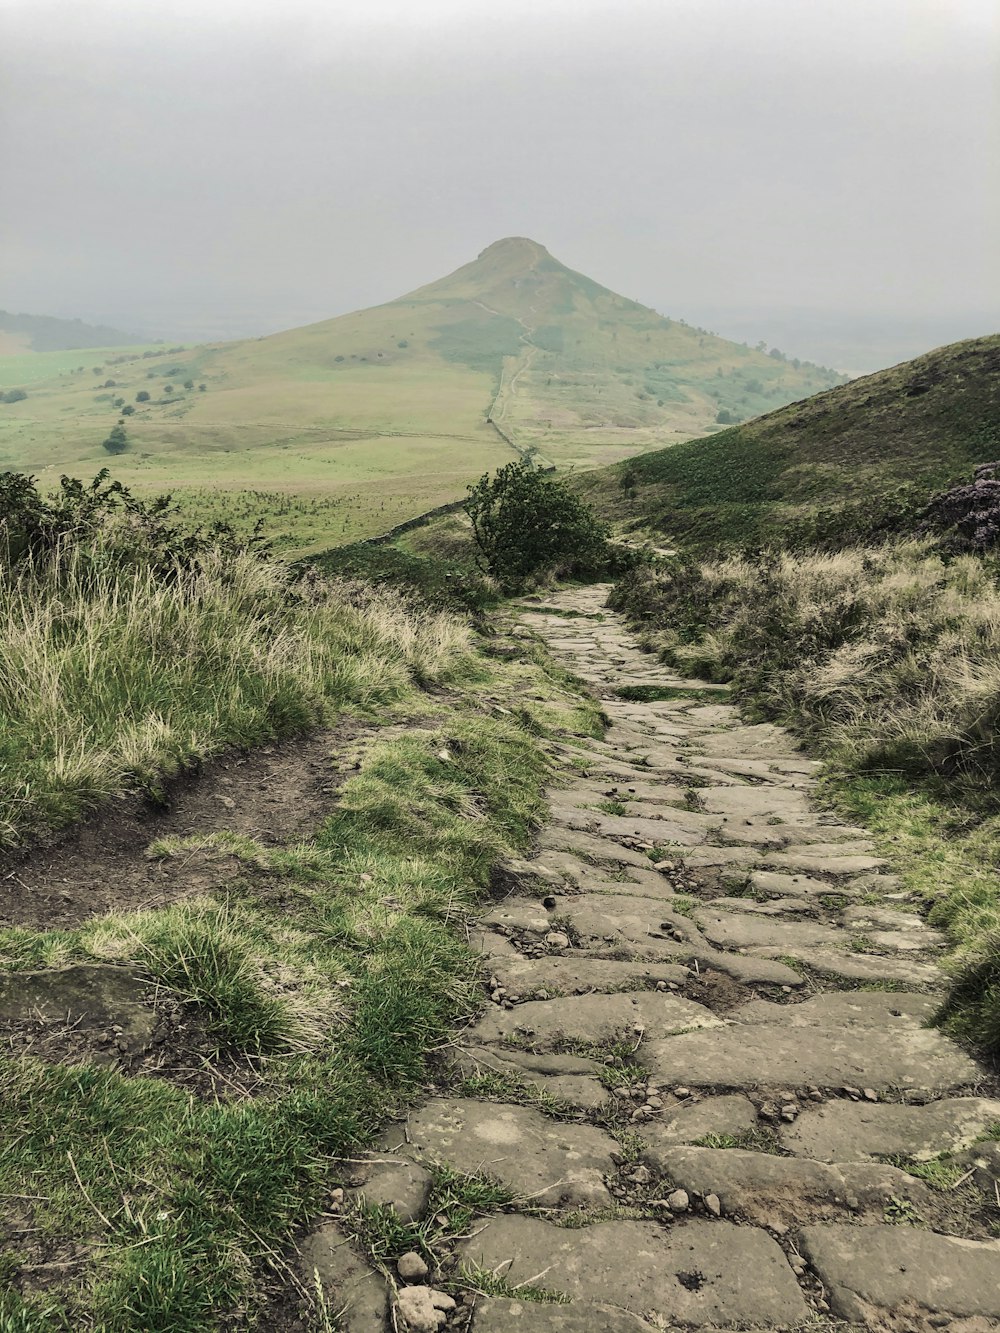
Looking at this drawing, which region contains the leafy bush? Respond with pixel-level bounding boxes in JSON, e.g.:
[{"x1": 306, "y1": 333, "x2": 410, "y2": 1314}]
[
  {"x1": 465, "y1": 462, "x2": 613, "y2": 587},
  {"x1": 0, "y1": 468, "x2": 268, "y2": 575},
  {"x1": 136, "y1": 390, "x2": 150, "y2": 402},
  {"x1": 1, "y1": 388, "x2": 27, "y2": 404}
]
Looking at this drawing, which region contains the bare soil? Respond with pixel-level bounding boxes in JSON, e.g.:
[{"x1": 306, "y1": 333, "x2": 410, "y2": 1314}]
[{"x1": 0, "y1": 723, "x2": 368, "y2": 932}]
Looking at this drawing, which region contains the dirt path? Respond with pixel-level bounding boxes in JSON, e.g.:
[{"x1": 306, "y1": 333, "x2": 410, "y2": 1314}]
[
  {"x1": 318, "y1": 585, "x2": 1000, "y2": 1332},
  {"x1": 0, "y1": 724, "x2": 363, "y2": 930}
]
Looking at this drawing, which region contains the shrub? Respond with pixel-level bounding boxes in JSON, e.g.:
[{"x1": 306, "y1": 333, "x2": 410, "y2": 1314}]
[
  {"x1": 136, "y1": 390, "x2": 150, "y2": 402},
  {"x1": 121, "y1": 404, "x2": 135, "y2": 416},
  {"x1": 1, "y1": 388, "x2": 27, "y2": 404},
  {"x1": 465, "y1": 463, "x2": 613, "y2": 588},
  {"x1": 102, "y1": 425, "x2": 129, "y2": 454}
]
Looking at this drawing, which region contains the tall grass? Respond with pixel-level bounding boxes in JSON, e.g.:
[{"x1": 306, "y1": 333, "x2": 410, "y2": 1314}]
[
  {"x1": 0, "y1": 526, "x2": 472, "y2": 846},
  {"x1": 611, "y1": 541, "x2": 1000, "y2": 1053}
]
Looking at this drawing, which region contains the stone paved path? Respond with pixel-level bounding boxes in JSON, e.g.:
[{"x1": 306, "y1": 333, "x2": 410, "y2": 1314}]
[{"x1": 305, "y1": 586, "x2": 1000, "y2": 1333}]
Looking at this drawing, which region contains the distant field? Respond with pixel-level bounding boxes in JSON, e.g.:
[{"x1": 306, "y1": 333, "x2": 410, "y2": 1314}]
[{"x1": 0, "y1": 344, "x2": 164, "y2": 387}]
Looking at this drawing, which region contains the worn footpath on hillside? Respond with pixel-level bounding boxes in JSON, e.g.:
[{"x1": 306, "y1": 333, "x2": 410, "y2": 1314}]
[{"x1": 319, "y1": 585, "x2": 1000, "y2": 1333}]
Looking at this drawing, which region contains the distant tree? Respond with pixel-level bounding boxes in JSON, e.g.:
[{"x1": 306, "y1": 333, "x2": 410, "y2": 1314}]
[
  {"x1": 198, "y1": 383, "x2": 206, "y2": 391},
  {"x1": 768, "y1": 347, "x2": 786, "y2": 361},
  {"x1": 112, "y1": 397, "x2": 125, "y2": 408},
  {"x1": 183, "y1": 379, "x2": 194, "y2": 390},
  {"x1": 135, "y1": 390, "x2": 150, "y2": 402},
  {"x1": 2, "y1": 388, "x2": 28, "y2": 403},
  {"x1": 163, "y1": 384, "x2": 174, "y2": 394},
  {"x1": 396, "y1": 340, "x2": 408, "y2": 348},
  {"x1": 92, "y1": 367, "x2": 103, "y2": 375},
  {"x1": 103, "y1": 379, "x2": 116, "y2": 388},
  {"x1": 121, "y1": 404, "x2": 135, "y2": 416},
  {"x1": 715, "y1": 408, "x2": 737, "y2": 424},
  {"x1": 102, "y1": 424, "x2": 129, "y2": 455}
]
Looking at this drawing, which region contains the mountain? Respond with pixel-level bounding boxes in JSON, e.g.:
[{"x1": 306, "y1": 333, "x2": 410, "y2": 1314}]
[
  {"x1": 0, "y1": 309, "x2": 140, "y2": 354},
  {"x1": 0, "y1": 238, "x2": 845, "y2": 552},
  {"x1": 574, "y1": 333, "x2": 1000, "y2": 550}
]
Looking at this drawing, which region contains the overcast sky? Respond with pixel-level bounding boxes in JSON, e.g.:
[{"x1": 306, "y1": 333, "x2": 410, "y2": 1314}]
[{"x1": 2, "y1": 0, "x2": 997, "y2": 369}]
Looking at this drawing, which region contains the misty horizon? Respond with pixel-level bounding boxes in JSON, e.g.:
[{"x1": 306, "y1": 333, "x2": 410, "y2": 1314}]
[{"x1": 2, "y1": 0, "x2": 998, "y2": 375}]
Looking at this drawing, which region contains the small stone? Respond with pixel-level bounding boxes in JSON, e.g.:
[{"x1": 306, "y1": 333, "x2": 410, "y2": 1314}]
[
  {"x1": 667, "y1": 1188, "x2": 689, "y2": 1213},
  {"x1": 430, "y1": 1290, "x2": 456, "y2": 1312},
  {"x1": 655, "y1": 980, "x2": 668, "y2": 991},
  {"x1": 791, "y1": 1260, "x2": 806, "y2": 1276},
  {"x1": 329, "y1": 1188, "x2": 345, "y2": 1208},
  {"x1": 781, "y1": 1103, "x2": 799, "y2": 1122},
  {"x1": 545, "y1": 931, "x2": 571, "y2": 950},
  {"x1": 842, "y1": 1086, "x2": 862, "y2": 1100},
  {"x1": 673, "y1": 1086, "x2": 691, "y2": 1099},
  {"x1": 759, "y1": 1101, "x2": 779, "y2": 1121},
  {"x1": 630, "y1": 1165, "x2": 652, "y2": 1185},
  {"x1": 704, "y1": 1193, "x2": 721, "y2": 1217},
  {"x1": 542, "y1": 895, "x2": 557, "y2": 909},
  {"x1": 863, "y1": 1088, "x2": 878, "y2": 1102},
  {"x1": 397, "y1": 1251, "x2": 429, "y2": 1282},
  {"x1": 396, "y1": 1285, "x2": 444, "y2": 1331}
]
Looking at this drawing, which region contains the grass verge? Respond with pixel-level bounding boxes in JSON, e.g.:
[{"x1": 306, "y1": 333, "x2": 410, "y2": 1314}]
[{"x1": 0, "y1": 597, "x2": 601, "y2": 1328}]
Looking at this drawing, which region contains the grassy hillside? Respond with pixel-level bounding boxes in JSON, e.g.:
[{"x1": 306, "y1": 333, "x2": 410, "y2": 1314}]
[
  {"x1": 0, "y1": 239, "x2": 844, "y2": 554},
  {"x1": 576, "y1": 334, "x2": 1000, "y2": 550}
]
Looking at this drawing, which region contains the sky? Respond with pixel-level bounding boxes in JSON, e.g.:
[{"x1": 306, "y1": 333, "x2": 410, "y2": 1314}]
[{"x1": 2, "y1": 0, "x2": 998, "y2": 371}]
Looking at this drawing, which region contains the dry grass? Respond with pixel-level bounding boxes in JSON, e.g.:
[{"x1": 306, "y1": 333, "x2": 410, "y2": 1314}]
[{"x1": 0, "y1": 526, "x2": 473, "y2": 845}]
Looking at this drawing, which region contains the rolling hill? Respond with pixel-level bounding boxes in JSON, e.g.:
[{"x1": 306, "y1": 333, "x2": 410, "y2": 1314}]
[
  {"x1": 574, "y1": 333, "x2": 1000, "y2": 550},
  {"x1": 0, "y1": 309, "x2": 139, "y2": 354},
  {"x1": 0, "y1": 238, "x2": 845, "y2": 552}
]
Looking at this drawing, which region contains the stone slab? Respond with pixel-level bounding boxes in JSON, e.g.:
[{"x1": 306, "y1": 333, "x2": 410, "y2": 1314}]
[
  {"x1": 781, "y1": 1097, "x2": 1000, "y2": 1163},
  {"x1": 694, "y1": 909, "x2": 845, "y2": 951},
  {"x1": 748, "y1": 944, "x2": 942, "y2": 987},
  {"x1": 473, "y1": 1298, "x2": 657, "y2": 1332},
  {"x1": 487, "y1": 955, "x2": 690, "y2": 997},
  {"x1": 380, "y1": 1098, "x2": 616, "y2": 1209},
  {"x1": 469, "y1": 991, "x2": 721, "y2": 1049},
  {"x1": 457, "y1": 1215, "x2": 807, "y2": 1326},
  {"x1": 645, "y1": 1019, "x2": 979, "y2": 1094},
  {"x1": 351, "y1": 1158, "x2": 432, "y2": 1224},
  {"x1": 537, "y1": 828, "x2": 655, "y2": 869},
  {"x1": 449, "y1": 1046, "x2": 609, "y2": 1111},
  {"x1": 730, "y1": 992, "x2": 939, "y2": 1029},
  {"x1": 639, "y1": 1094, "x2": 758, "y2": 1147},
  {"x1": 799, "y1": 1223, "x2": 1000, "y2": 1323},
  {"x1": 298, "y1": 1222, "x2": 387, "y2": 1332},
  {"x1": 643, "y1": 1146, "x2": 933, "y2": 1226},
  {"x1": 0, "y1": 964, "x2": 156, "y2": 1050}
]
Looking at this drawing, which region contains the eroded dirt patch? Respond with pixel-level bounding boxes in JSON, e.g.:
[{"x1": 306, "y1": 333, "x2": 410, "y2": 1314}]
[{"x1": 0, "y1": 724, "x2": 365, "y2": 930}]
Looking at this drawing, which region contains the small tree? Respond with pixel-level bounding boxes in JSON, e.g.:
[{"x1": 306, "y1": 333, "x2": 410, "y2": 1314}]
[
  {"x1": 465, "y1": 462, "x2": 611, "y2": 587},
  {"x1": 121, "y1": 404, "x2": 135, "y2": 416},
  {"x1": 136, "y1": 390, "x2": 150, "y2": 402},
  {"x1": 102, "y1": 424, "x2": 129, "y2": 455},
  {"x1": 183, "y1": 379, "x2": 194, "y2": 390},
  {"x1": 2, "y1": 388, "x2": 27, "y2": 404}
]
